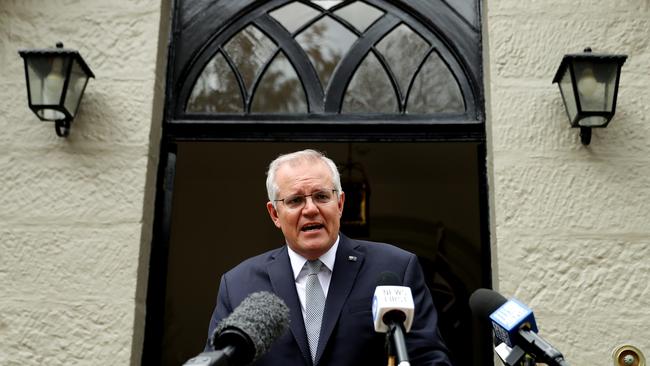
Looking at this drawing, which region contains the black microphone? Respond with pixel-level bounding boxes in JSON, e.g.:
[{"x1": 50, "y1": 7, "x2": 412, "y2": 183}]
[
  {"x1": 372, "y1": 272, "x2": 414, "y2": 366},
  {"x1": 184, "y1": 291, "x2": 290, "y2": 366},
  {"x1": 469, "y1": 288, "x2": 569, "y2": 366}
]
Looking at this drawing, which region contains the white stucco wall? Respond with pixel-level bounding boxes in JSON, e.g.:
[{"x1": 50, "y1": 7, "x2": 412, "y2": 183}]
[
  {"x1": 0, "y1": 1, "x2": 165, "y2": 365},
  {"x1": 486, "y1": 0, "x2": 650, "y2": 364}
]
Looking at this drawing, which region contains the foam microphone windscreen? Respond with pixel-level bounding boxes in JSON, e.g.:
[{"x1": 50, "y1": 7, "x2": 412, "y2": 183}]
[
  {"x1": 469, "y1": 288, "x2": 508, "y2": 319},
  {"x1": 377, "y1": 271, "x2": 401, "y2": 286},
  {"x1": 213, "y1": 291, "x2": 290, "y2": 363}
]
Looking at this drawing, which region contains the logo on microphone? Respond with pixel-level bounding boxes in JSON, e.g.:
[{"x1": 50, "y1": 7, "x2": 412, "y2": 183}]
[
  {"x1": 372, "y1": 286, "x2": 415, "y2": 332},
  {"x1": 489, "y1": 298, "x2": 538, "y2": 347},
  {"x1": 372, "y1": 295, "x2": 378, "y2": 319}
]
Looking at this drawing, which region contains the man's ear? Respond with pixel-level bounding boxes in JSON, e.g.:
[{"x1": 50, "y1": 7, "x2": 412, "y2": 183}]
[
  {"x1": 338, "y1": 191, "x2": 345, "y2": 217},
  {"x1": 266, "y1": 201, "x2": 282, "y2": 228}
]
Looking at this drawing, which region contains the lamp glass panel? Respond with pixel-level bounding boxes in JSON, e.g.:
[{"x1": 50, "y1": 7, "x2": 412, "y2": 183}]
[
  {"x1": 36, "y1": 108, "x2": 66, "y2": 121},
  {"x1": 574, "y1": 60, "x2": 617, "y2": 113},
  {"x1": 577, "y1": 116, "x2": 608, "y2": 127},
  {"x1": 26, "y1": 55, "x2": 69, "y2": 108},
  {"x1": 63, "y1": 59, "x2": 90, "y2": 118},
  {"x1": 558, "y1": 67, "x2": 577, "y2": 123}
]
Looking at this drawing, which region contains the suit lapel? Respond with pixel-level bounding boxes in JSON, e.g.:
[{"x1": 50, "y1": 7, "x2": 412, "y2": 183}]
[
  {"x1": 267, "y1": 246, "x2": 312, "y2": 365},
  {"x1": 315, "y1": 235, "x2": 364, "y2": 365}
]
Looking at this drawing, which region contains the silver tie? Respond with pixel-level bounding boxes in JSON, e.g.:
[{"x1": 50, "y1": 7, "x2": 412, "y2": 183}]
[{"x1": 305, "y1": 259, "x2": 325, "y2": 362}]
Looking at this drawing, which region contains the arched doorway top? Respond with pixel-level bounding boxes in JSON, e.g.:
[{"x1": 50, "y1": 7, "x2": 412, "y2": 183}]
[{"x1": 167, "y1": 0, "x2": 484, "y2": 129}]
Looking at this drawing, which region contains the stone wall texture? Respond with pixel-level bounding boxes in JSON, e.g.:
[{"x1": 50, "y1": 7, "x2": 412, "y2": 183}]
[
  {"x1": 0, "y1": 0, "x2": 165, "y2": 365},
  {"x1": 486, "y1": 0, "x2": 650, "y2": 364},
  {"x1": 1, "y1": 0, "x2": 649, "y2": 365}
]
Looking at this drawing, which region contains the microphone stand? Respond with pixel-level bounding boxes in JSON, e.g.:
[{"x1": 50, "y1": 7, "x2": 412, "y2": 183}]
[
  {"x1": 388, "y1": 323, "x2": 410, "y2": 366},
  {"x1": 182, "y1": 348, "x2": 233, "y2": 366},
  {"x1": 385, "y1": 332, "x2": 395, "y2": 366}
]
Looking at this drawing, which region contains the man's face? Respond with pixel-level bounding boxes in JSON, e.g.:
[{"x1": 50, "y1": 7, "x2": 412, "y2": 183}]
[{"x1": 266, "y1": 159, "x2": 345, "y2": 260}]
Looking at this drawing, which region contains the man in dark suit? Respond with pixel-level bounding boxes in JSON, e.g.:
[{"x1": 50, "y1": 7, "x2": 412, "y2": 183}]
[{"x1": 206, "y1": 149, "x2": 452, "y2": 365}]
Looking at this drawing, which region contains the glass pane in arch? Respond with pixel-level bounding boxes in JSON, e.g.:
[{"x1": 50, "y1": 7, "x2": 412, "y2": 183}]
[
  {"x1": 342, "y1": 51, "x2": 398, "y2": 113},
  {"x1": 407, "y1": 51, "x2": 465, "y2": 113},
  {"x1": 270, "y1": 2, "x2": 321, "y2": 34},
  {"x1": 295, "y1": 15, "x2": 358, "y2": 92},
  {"x1": 224, "y1": 25, "x2": 276, "y2": 95},
  {"x1": 310, "y1": 1, "x2": 343, "y2": 10},
  {"x1": 251, "y1": 52, "x2": 308, "y2": 113},
  {"x1": 186, "y1": 51, "x2": 243, "y2": 113},
  {"x1": 333, "y1": 2, "x2": 384, "y2": 33},
  {"x1": 376, "y1": 24, "x2": 430, "y2": 99}
]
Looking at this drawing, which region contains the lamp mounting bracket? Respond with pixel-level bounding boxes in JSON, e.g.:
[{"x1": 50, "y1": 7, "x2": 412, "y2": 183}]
[
  {"x1": 580, "y1": 127, "x2": 591, "y2": 145},
  {"x1": 55, "y1": 119, "x2": 71, "y2": 137}
]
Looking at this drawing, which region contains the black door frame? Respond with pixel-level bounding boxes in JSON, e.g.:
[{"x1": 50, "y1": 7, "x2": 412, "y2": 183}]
[{"x1": 142, "y1": 0, "x2": 492, "y2": 364}]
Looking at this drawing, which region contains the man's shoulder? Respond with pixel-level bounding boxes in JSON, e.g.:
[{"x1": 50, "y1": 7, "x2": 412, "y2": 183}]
[
  {"x1": 343, "y1": 236, "x2": 415, "y2": 260},
  {"x1": 341, "y1": 236, "x2": 422, "y2": 284}
]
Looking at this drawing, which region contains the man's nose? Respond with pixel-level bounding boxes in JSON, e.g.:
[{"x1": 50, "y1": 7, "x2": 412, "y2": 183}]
[{"x1": 302, "y1": 196, "x2": 319, "y2": 212}]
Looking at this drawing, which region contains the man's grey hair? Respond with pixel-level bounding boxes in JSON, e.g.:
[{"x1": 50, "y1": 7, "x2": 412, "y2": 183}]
[{"x1": 266, "y1": 149, "x2": 343, "y2": 207}]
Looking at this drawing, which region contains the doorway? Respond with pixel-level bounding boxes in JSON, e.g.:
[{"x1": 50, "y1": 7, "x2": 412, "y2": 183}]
[
  {"x1": 160, "y1": 141, "x2": 489, "y2": 365},
  {"x1": 144, "y1": 1, "x2": 492, "y2": 364}
]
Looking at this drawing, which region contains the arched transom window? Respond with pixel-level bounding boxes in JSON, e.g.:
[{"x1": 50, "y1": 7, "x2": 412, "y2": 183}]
[{"x1": 177, "y1": 0, "x2": 478, "y2": 118}]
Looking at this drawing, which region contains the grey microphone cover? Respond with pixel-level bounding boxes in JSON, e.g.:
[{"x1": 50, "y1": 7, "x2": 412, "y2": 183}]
[
  {"x1": 214, "y1": 291, "x2": 290, "y2": 362},
  {"x1": 376, "y1": 271, "x2": 401, "y2": 286}
]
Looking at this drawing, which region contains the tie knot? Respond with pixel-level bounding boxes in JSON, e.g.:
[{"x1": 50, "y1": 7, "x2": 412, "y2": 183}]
[{"x1": 306, "y1": 259, "x2": 322, "y2": 275}]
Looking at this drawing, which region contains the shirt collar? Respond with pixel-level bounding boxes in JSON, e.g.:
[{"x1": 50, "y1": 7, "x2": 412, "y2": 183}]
[{"x1": 287, "y1": 235, "x2": 339, "y2": 280}]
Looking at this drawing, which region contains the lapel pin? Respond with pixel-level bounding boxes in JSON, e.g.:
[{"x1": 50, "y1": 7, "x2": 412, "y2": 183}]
[{"x1": 348, "y1": 255, "x2": 357, "y2": 262}]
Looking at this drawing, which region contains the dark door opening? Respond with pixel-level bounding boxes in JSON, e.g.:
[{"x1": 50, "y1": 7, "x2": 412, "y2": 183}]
[{"x1": 159, "y1": 141, "x2": 490, "y2": 366}]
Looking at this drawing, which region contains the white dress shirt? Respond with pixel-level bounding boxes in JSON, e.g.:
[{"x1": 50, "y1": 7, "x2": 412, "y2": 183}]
[{"x1": 287, "y1": 236, "x2": 339, "y2": 319}]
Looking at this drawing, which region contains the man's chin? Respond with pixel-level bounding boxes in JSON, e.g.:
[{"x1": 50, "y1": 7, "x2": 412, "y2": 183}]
[{"x1": 295, "y1": 238, "x2": 334, "y2": 258}]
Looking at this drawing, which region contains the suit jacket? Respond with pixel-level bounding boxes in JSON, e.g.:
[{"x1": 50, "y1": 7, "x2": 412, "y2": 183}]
[{"x1": 206, "y1": 234, "x2": 452, "y2": 366}]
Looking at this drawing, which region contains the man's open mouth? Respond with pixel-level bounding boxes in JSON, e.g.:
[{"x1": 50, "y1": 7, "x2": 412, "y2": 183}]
[{"x1": 301, "y1": 223, "x2": 324, "y2": 232}]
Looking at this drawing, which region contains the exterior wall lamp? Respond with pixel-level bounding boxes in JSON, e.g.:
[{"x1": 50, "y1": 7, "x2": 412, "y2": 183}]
[
  {"x1": 18, "y1": 42, "x2": 95, "y2": 137},
  {"x1": 552, "y1": 48, "x2": 627, "y2": 145}
]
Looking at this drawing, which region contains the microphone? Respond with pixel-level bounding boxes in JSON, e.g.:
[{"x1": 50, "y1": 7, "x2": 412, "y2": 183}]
[
  {"x1": 372, "y1": 271, "x2": 414, "y2": 366},
  {"x1": 469, "y1": 288, "x2": 569, "y2": 366},
  {"x1": 184, "y1": 291, "x2": 290, "y2": 366}
]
